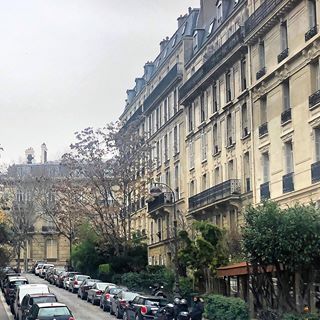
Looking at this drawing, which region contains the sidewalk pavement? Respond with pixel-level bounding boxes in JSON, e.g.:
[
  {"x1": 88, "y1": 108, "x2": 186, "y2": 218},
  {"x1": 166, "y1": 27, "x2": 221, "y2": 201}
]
[{"x1": 0, "y1": 290, "x2": 13, "y2": 320}]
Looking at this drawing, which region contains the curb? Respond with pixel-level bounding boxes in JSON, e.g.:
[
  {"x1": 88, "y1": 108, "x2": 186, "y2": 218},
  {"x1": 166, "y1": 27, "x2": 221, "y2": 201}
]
[{"x1": 0, "y1": 290, "x2": 14, "y2": 320}]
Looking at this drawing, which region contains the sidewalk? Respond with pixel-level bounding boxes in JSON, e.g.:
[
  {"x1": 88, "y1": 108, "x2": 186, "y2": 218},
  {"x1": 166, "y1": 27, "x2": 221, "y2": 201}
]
[{"x1": 0, "y1": 290, "x2": 13, "y2": 320}]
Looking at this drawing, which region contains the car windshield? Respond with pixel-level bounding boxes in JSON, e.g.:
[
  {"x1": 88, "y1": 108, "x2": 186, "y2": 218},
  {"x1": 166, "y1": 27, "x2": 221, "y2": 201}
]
[
  {"x1": 146, "y1": 299, "x2": 168, "y2": 307},
  {"x1": 10, "y1": 280, "x2": 27, "y2": 288},
  {"x1": 110, "y1": 288, "x2": 122, "y2": 294},
  {"x1": 123, "y1": 292, "x2": 137, "y2": 301},
  {"x1": 33, "y1": 296, "x2": 57, "y2": 304},
  {"x1": 96, "y1": 283, "x2": 109, "y2": 290},
  {"x1": 38, "y1": 306, "x2": 71, "y2": 317},
  {"x1": 77, "y1": 276, "x2": 89, "y2": 281}
]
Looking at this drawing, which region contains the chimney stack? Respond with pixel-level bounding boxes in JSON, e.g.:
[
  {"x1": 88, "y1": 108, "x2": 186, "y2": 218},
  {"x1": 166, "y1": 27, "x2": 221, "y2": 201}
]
[
  {"x1": 41, "y1": 143, "x2": 48, "y2": 163},
  {"x1": 160, "y1": 37, "x2": 169, "y2": 52},
  {"x1": 144, "y1": 62, "x2": 155, "y2": 82},
  {"x1": 135, "y1": 78, "x2": 145, "y2": 93},
  {"x1": 177, "y1": 14, "x2": 187, "y2": 28},
  {"x1": 126, "y1": 89, "x2": 136, "y2": 105}
]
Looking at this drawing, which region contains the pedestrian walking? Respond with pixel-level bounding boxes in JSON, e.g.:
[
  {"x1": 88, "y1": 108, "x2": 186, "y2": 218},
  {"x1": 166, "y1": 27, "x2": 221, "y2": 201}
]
[{"x1": 190, "y1": 296, "x2": 204, "y2": 320}]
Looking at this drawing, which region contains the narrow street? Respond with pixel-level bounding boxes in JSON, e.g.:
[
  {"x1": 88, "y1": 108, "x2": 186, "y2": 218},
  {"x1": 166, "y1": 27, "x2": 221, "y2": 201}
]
[{"x1": 26, "y1": 273, "x2": 114, "y2": 320}]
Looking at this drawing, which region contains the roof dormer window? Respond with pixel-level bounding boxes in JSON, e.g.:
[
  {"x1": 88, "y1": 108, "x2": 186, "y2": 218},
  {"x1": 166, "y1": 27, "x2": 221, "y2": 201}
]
[
  {"x1": 182, "y1": 23, "x2": 187, "y2": 35},
  {"x1": 172, "y1": 35, "x2": 177, "y2": 47},
  {"x1": 163, "y1": 48, "x2": 168, "y2": 58},
  {"x1": 193, "y1": 30, "x2": 198, "y2": 51},
  {"x1": 217, "y1": 1, "x2": 222, "y2": 23},
  {"x1": 208, "y1": 21, "x2": 215, "y2": 36}
]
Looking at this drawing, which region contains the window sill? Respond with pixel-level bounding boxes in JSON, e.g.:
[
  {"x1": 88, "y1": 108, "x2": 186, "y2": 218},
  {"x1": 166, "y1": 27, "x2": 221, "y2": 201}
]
[
  {"x1": 226, "y1": 143, "x2": 236, "y2": 150},
  {"x1": 213, "y1": 150, "x2": 221, "y2": 157},
  {"x1": 201, "y1": 159, "x2": 208, "y2": 165},
  {"x1": 259, "y1": 133, "x2": 268, "y2": 139},
  {"x1": 186, "y1": 130, "x2": 195, "y2": 139},
  {"x1": 210, "y1": 111, "x2": 219, "y2": 120},
  {"x1": 189, "y1": 167, "x2": 195, "y2": 172},
  {"x1": 281, "y1": 119, "x2": 292, "y2": 126},
  {"x1": 241, "y1": 132, "x2": 251, "y2": 141},
  {"x1": 198, "y1": 121, "x2": 207, "y2": 130},
  {"x1": 223, "y1": 101, "x2": 233, "y2": 109}
]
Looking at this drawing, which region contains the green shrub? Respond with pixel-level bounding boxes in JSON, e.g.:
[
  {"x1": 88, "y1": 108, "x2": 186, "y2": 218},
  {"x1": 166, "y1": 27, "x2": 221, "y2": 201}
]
[
  {"x1": 282, "y1": 313, "x2": 318, "y2": 320},
  {"x1": 179, "y1": 277, "x2": 194, "y2": 298},
  {"x1": 204, "y1": 294, "x2": 249, "y2": 320}
]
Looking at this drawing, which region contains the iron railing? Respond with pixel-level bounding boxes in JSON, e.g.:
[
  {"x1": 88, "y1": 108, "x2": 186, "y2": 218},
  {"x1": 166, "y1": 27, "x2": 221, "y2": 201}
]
[
  {"x1": 180, "y1": 28, "x2": 244, "y2": 100},
  {"x1": 188, "y1": 179, "x2": 241, "y2": 211},
  {"x1": 309, "y1": 90, "x2": 320, "y2": 109},
  {"x1": 281, "y1": 108, "x2": 292, "y2": 124},
  {"x1": 148, "y1": 192, "x2": 173, "y2": 213},
  {"x1": 311, "y1": 161, "x2": 320, "y2": 183},
  {"x1": 305, "y1": 25, "x2": 318, "y2": 42},
  {"x1": 260, "y1": 182, "x2": 270, "y2": 200},
  {"x1": 245, "y1": 0, "x2": 283, "y2": 35},
  {"x1": 277, "y1": 48, "x2": 289, "y2": 63},
  {"x1": 259, "y1": 122, "x2": 268, "y2": 137},
  {"x1": 282, "y1": 172, "x2": 294, "y2": 193},
  {"x1": 144, "y1": 64, "x2": 181, "y2": 112}
]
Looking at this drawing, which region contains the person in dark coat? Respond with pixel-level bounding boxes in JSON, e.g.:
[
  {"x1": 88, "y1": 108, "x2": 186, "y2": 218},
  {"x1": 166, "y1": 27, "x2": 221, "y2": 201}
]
[{"x1": 190, "y1": 297, "x2": 204, "y2": 320}]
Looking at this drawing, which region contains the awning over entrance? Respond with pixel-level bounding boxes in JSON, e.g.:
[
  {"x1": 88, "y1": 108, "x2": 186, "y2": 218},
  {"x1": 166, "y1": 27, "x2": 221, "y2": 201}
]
[{"x1": 217, "y1": 262, "x2": 249, "y2": 278}]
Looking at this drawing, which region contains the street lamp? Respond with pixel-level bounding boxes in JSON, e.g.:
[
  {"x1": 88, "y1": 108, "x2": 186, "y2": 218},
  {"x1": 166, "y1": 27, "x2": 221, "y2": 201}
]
[{"x1": 149, "y1": 182, "x2": 180, "y2": 297}]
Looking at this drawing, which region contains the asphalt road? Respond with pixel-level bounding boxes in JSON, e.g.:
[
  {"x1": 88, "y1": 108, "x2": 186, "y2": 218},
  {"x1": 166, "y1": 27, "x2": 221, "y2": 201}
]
[{"x1": 26, "y1": 273, "x2": 114, "y2": 320}]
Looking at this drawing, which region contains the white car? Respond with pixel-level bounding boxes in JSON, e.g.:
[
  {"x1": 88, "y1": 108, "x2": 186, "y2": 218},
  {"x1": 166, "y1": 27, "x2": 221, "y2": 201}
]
[
  {"x1": 34, "y1": 264, "x2": 44, "y2": 276},
  {"x1": 39, "y1": 264, "x2": 54, "y2": 278},
  {"x1": 13, "y1": 284, "x2": 50, "y2": 319}
]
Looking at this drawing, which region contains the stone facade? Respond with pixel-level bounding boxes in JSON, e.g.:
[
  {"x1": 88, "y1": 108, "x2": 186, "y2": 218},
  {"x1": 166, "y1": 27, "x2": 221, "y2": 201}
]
[{"x1": 121, "y1": 0, "x2": 320, "y2": 267}]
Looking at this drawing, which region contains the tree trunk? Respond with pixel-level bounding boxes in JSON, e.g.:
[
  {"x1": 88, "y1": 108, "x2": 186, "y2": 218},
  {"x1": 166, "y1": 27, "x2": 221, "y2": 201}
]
[
  {"x1": 16, "y1": 243, "x2": 21, "y2": 272},
  {"x1": 69, "y1": 236, "x2": 73, "y2": 267}
]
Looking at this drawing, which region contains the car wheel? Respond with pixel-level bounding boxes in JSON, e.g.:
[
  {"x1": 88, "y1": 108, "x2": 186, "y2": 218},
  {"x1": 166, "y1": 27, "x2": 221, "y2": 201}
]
[
  {"x1": 99, "y1": 301, "x2": 103, "y2": 309},
  {"x1": 110, "y1": 305, "x2": 115, "y2": 315},
  {"x1": 116, "y1": 307, "x2": 121, "y2": 319},
  {"x1": 87, "y1": 295, "x2": 90, "y2": 303}
]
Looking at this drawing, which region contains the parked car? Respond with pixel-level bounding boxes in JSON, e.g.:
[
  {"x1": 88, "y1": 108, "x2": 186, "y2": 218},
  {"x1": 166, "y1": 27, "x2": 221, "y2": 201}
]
[
  {"x1": 69, "y1": 274, "x2": 90, "y2": 293},
  {"x1": 39, "y1": 264, "x2": 54, "y2": 278},
  {"x1": 18, "y1": 293, "x2": 57, "y2": 320},
  {"x1": 63, "y1": 272, "x2": 80, "y2": 290},
  {"x1": 87, "y1": 282, "x2": 115, "y2": 305},
  {"x1": 13, "y1": 284, "x2": 50, "y2": 317},
  {"x1": 34, "y1": 264, "x2": 44, "y2": 276},
  {"x1": 1, "y1": 272, "x2": 19, "y2": 291},
  {"x1": 77, "y1": 279, "x2": 101, "y2": 300},
  {"x1": 100, "y1": 285, "x2": 128, "y2": 312},
  {"x1": 49, "y1": 267, "x2": 65, "y2": 285},
  {"x1": 44, "y1": 266, "x2": 55, "y2": 281},
  {"x1": 124, "y1": 295, "x2": 168, "y2": 320},
  {"x1": 25, "y1": 302, "x2": 75, "y2": 320},
  {"x1": 31, "y1": 261, "x2": 46, "y2": 274},
  {"x1": 110, "y1": 291, "x2": 138, "y2": 318},
  {"x1": 4, "y1": 276, "x2": 28, "y2": 304}
]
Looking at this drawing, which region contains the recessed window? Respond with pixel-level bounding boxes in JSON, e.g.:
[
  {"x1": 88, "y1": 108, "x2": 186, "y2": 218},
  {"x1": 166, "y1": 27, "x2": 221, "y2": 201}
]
[
  {"x1": 172, "y1": 35, "x2": 177, "y2": 47},
  {"x1": 208, "y1": 21, "x2": 214, "y2": 36},
  {"x1": 182, "y1": 23, "x2": 187, "y2": 35}
]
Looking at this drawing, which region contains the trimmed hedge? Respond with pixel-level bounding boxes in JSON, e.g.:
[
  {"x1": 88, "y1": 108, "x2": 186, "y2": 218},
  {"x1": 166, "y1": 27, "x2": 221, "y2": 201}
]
[{"x1": 204, "y1": 294, "x2": 249, "y2": 320}]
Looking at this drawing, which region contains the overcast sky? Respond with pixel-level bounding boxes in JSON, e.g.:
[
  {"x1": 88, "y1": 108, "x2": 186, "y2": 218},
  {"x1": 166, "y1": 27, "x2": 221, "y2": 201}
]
[{"x1": 0, "y1": 0, "x2": 199, "y2": 165}]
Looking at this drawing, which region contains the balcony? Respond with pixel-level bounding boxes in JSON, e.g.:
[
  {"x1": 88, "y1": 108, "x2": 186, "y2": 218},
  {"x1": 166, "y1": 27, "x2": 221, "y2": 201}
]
[
  {"x1": 305, "y1": 25, "x2": 318, "y2": 42},
  {"x1": 256, "y1": 67, "x2": 266, "y2": 80},
  {"x1": 41, "y1": 226, "x2": 57, "y2": 234},
  {"x1": 148, "y1": 192, "x2": 173, "y2": 214},
  {"x1": 144, "y1": 63, "x2": 182, "y2": 113},
  {"x1": 260, "y1": 182, "x2": 270, "y2": 200},
  {"x1": 311, "y1": 161, "x2": 320, "y2": 183},
  {"x1": 282, "y1": 172, "x2": 294, "y2": 193},
  {"x1": 281, "y1": 108, "x2": 292, "y2": 125},
  {"x1": 309, "y1": 90, "x2": 320, "y2": 109},
  {"x1": 245, "y1": 0, "x2": 284, "y2": 36},
  {"x1": 188, "y1": 179, "x2": 241, "y2": 213},
  {"x1": 180, "y1": 28, "x2": 244, "y2": 102},
  {"x1": 259, "y1": 122, "x2": 268, "y2": 137},
  {"x1": 277, "y1": 48, "x2": 289, "y2": 63}
]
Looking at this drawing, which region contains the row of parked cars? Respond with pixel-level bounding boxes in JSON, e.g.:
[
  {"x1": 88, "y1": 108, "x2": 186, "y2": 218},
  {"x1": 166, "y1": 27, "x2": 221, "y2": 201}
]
[
  {"x1": 37, "y1": 262, "x2": 170, "y2": 320},
  {"x1": 1, "y1": 265, "x2": 76, "y2": 320}
]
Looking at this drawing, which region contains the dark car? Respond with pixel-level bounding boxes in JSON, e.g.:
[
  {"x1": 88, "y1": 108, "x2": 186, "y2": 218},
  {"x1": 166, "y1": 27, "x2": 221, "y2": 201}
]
[
  {"x1": 1, "y1": 272, "x2": 19, "y2": 291},
  {"x1": 25, "y1": 303, "x2": 74, "y2": 320},
  {"x1": 87, "y1": 282, "x2": 114, "y2": 305},
  {"x1": 57, "y1": 271, "x2": 79, "y2": 288},
  {"x1": 48, "y1": 267, "x2": 65, "y2": 285},
  {"x1": 124, "y1": 295, "x2": 168, "y2": 320},
  {"x1": 110, "y1": 291, "x2": 139, "y2": 319},
  {"x1": 4, "y1": 276, "x2": 28, "y2": 304},
  {"x1": 77, "y1": 278, "x2": 101, "y2": 300},
  {"x1": 100, "y1": 286, "x2": 128, "y2": 312},
  {"x1": 18, "y1": 293, "x2": 57, "y2": 320}
]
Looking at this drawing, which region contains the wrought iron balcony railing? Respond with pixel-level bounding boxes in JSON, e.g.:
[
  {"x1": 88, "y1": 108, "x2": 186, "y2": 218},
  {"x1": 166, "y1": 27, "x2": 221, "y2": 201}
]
[
  {"x1": 188, "y1": 179, "x2": 241, "y2": 212},
  {"x1": 282, "y1": 172, "x2": 294, "y2": 193},
  {"x1": 281, "y1": 108, "x2": 292, "y2": 124},
  {"x1": 245, "y1": 0, "x2": 283, "y2": 36},
  {"x1": 41, "y1": 226, "x2": 57, "y2": 233},
  {"x1": 148, "y1": 192, "x2": 173, "y2": 213},
  {"x1": 260, "y1": 182, "x2": 270, "y2": 200},
  {"x1": 259, "y1": 122, "x2": 268, "y2": 137},
  {"x1": 278, "y1": 48, "x2": 289, "y2": 63},
  {"x1": 180, "y1": 28, "x2": 244, "y2": 101},
  {"x1": 309, "y1": 90, "x2": 320, "y2": 109},
  {"x1": 144, "y1": 64, "x2": 181, "y2": 112},
  {"x1": 256, "y1": 67, "x2": 266, "y2": 80},
  {"x1": 311, "y1": 161, "x2": 320, "y2": 183},
  {"x1": 305, "y1": 25, "x2": 318, "y2": 42}
]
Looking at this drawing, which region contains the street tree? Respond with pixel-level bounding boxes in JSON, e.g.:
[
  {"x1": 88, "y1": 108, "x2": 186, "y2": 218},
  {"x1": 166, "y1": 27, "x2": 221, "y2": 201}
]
[
  {"x1": 242, "y1": 201, "x2": 320, "y2": 315},
  {"x1": 62, "y1": 120, "x2": 152, "y2": 256},
  {"x1": 179, "y1": 221, "x2": 228, "y2": 292}
]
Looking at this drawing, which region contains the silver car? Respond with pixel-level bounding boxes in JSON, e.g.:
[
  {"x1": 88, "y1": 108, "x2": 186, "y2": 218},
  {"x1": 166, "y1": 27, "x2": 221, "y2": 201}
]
[{"x1": 69, "y1": 274, "x2": 91, "y2": 293}]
